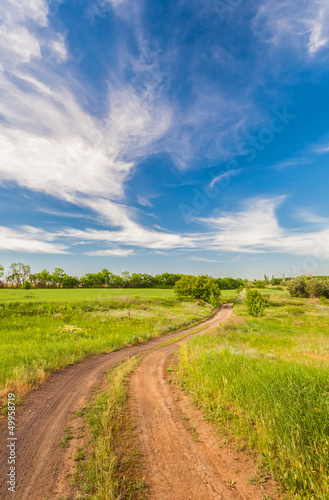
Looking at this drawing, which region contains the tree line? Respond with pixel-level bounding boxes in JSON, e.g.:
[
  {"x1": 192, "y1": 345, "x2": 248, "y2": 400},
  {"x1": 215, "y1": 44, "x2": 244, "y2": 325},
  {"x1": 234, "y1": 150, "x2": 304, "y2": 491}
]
[{"x1": 0, "y1": 263, "x2": 246, "y2": 290}]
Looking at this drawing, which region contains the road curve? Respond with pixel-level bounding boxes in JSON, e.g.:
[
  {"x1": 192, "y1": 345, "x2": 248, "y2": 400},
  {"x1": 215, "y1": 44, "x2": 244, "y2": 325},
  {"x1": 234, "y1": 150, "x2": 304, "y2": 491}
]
[
  {"x1": 0, "y1": 307, "x2": 229, "y2": 499},
  {"x1": 130, "y1": 304, "x2": 277, "y2": 499}
]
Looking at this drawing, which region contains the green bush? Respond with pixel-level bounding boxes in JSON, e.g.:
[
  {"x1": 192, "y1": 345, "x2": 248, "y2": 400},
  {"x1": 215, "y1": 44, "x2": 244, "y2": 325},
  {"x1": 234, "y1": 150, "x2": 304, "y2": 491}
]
[
  {"x1": 305, "y1": 279, "x2": 329, "y2": 298},
  {"x1": 21, "y1": 281, "x2": 31, "y2": 290},
  {"x1": 174, "y1": 275, "x2": 221, "y2": 307},
  {"x1": 287, "y1": 277, "x2": 308, "y2": 298},
  {"x1": 288, "y1": 277, "x2": 329, "y2": 299},
  {"x1": 245, "y1": 289, "x2": 265, "y2": 316}
]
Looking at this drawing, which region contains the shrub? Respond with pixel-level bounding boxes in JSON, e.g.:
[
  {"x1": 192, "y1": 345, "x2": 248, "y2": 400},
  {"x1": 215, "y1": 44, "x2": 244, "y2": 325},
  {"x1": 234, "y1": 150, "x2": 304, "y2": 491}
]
[
  {"x1": 305, "y1": 279, "x2": 329, "y2": 298},
  {"x1": 288, "y1": 277, "x2": 329, "y2": 299},
  {"x1": 21, "y1": 281, "x2": 31, "y2": 290},
  {"x1": 236, "y1": 288, "x2": 247, "y2": 304},
  {"x1": 174, "y1": 275, "x2": 221, "y2": 307},
  {"x1": 245, "y1": 289, "x2": 265, "y2": 317},
  {"x1": 287, "y1": 278, "x2": 308, "y2": 298}
]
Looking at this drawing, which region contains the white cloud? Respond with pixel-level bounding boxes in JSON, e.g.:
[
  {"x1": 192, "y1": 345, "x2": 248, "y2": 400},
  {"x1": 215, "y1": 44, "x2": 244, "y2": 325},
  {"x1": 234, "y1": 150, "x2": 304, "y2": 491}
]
[
  {"x1": 0, "y1": 226, "x2": 68, "y2": 253},
  {"x1": 199, "y1": 197, "x2": 329, "y2": 256},
  {"x1": 137, "y1": 196, "x2": 153, "y2": 207},
  {"x1": 254, "y1": 0, "x2": 329, "y2": 56},
  {"x1": 0, "y1": 25, "x2": 41, "y2": 63},
  {"x1": 50, "y1": 35, "x2": 68, "y2": 62},
  {"x1": 86, "y1": 248, "x2": 133, "y2": 256},
  {"x1": 209, "y1": 169, "x2": 241, "y2": 189},
  {"x1": 0, "y1": 0, "x2": 178, "y2": 256},
  {"x1": 0, "y1": 0, "x2": 48, "y2": 66},
  {"x1": 297, "y1": 210, "x2": 329, "y2": 225}
]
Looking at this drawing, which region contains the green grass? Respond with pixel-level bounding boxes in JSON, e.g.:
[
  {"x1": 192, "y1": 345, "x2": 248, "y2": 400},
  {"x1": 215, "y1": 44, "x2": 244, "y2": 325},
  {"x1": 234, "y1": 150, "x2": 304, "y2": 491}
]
[
  {"x1": 176, "y1": 293, "x2": 329, "y2": 499},
  {"x1": 0, "y1": 287, "x2": 174, "y2": 303},
  {"x1": 74, "y1": 355, "x2": 147, "y2": 499},
  {"x1": 0, "y1": 289, "x2": 215, "y2": 403}
]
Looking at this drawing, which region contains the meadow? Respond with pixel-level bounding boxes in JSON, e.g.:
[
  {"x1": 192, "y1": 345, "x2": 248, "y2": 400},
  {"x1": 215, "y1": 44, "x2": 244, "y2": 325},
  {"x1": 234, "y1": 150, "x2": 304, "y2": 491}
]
[
  {"x1": 0, "y1": 288, "x2": 215, "y2": 404},
  {"x1": 177, "y1": 292, "x2": 329, "y2": 499}
]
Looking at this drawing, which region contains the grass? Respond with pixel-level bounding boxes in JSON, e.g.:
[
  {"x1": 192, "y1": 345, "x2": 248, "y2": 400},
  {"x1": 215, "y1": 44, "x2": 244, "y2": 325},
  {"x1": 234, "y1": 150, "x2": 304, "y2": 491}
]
[
  {"x1": 0, "y1": 288, "x2": 174, "y2": 303},
  {"x1": 74, "y1": 355, "x2": 147, "y2": 499},
  {"x1": 176, "y1": 293, "x2": 329, "y2": 499},
  {"x1": 60, "y1": 426, "x2": 74, "y2": 449},
  {"x1": 0, "y1": 289, "x2": 216, "y2": 405}
]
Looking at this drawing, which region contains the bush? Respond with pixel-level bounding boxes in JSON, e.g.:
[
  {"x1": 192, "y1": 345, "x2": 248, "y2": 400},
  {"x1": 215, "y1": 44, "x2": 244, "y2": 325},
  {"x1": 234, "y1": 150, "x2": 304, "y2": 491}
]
[
  {"x1": 21, "y1": 281, "x2": 31, "y2": 290},
  {"x1": 174, "y1": 275, "x2": 221, "y2": 307},
  {"x1": 305, "y1": 279, "x2": 329, "y2": 298},
  {"x1": 287, "y1": 278, "x2": 308, "y2": 298},
  {"x1": 288, "y1": 277, "x2": 329, "y2": 299},
  {"x1": 245, "y1": 289, "x2": 266, "y2": 317}
]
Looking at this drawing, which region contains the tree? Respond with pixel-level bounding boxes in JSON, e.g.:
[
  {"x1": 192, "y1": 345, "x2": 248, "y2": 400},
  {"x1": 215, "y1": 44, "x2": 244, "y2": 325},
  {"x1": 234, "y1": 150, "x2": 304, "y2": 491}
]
[
  {"x1": 245, "y1": 289, "x2": 266, "y2": 317},
  {"x1": 52, "y1": 268, "x2": 65, "y2": 287},
  {"x1": 101, "y1": 269, "x2": 114, "y2": 287},
  {"x1": 7, "y1": 263, "x2": 30, "y2": 287},
  {"x1": 121, "y1": 271, "x2": 131, "y2": 288},
  {"x1": 34, "y1": 269, "x2": 52, "y2": 288},
  {"x1": 21, "y1": 280, "x2": 31, "y2": 290},
  {"x1": 0, "y1": 265, "x2": 4, "y2": 286},
  {"x1": 174, "y1": 275, "x2": 221, "y2": 307},
  {"x1": 287, "y1": 278, "x2": 308, "y2": 298},
  {"x1": 61, "y1": 274, "x2": 79, "y2": 288}
]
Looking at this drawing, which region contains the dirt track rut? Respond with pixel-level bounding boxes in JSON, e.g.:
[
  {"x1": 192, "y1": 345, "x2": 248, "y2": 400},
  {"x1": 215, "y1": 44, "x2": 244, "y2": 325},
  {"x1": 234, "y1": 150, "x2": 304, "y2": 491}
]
[{"x1": 130, "y1": 304, "x2": 277, "y2": 499}]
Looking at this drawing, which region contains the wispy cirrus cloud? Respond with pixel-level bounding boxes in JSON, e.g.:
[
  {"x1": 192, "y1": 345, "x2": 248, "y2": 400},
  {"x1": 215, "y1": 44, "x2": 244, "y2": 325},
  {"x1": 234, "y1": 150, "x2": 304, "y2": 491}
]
[
  {"x1": 254, "y1": 0, "x2": 329, "y2": 56},
  {"x1": 0, "y1": 226, "x2": 68, "y2": 254},
  {"x1": 199, "y1": 197, "x2": 329, "y2": 256},
  {"x1": 86, "y1": 248, "x2": 133, "y2": 257},
  {"x1": 0, "y1": 0, "x2": 177, "y2": 252}
]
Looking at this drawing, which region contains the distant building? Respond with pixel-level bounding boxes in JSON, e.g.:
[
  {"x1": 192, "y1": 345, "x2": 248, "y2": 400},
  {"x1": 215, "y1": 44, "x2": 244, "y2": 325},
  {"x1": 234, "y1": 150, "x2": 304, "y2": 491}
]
[{"x1": 306, "y1": 274, "x2": 313, "y2": 277}]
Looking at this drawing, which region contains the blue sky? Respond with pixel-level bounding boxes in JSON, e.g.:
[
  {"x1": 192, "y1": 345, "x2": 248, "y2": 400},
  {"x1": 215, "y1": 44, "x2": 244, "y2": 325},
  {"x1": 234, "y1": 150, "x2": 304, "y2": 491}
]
[{"x1": 1, "y1": 0, "x2": 329, "y2": 279}]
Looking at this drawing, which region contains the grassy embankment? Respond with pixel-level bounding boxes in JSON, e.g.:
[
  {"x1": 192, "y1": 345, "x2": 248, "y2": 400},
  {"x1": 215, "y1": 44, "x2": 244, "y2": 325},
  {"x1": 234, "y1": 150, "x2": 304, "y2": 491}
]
[
  {"x1": 176, "y1": 290, "x2": 329, "y2": 499},
  {"x1": 0, "y1": 288, "x2": 219, "y2": 404}
]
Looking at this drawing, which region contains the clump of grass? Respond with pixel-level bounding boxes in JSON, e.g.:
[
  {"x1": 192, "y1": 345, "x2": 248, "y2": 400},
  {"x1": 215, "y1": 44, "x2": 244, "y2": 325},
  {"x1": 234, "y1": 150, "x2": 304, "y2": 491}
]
[
  {"x1": 177, "y1": 298, "x2": 329, "y2": 498},
  {"x1": 75, "y1": 355, "x2": 147, "y2": 499},
  {"x1": 60, "y1": 426, "x2": 74, "y2": 448}
]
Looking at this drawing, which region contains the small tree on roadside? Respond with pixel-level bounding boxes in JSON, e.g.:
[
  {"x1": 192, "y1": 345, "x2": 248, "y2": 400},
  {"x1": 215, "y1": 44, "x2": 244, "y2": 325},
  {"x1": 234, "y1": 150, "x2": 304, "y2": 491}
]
[
  {"x1": 174, "y1": 275, "x2": 221, "y2": 307},
  {"x1": 245, "y1": 289, "x2": 266, "y2": 317}
]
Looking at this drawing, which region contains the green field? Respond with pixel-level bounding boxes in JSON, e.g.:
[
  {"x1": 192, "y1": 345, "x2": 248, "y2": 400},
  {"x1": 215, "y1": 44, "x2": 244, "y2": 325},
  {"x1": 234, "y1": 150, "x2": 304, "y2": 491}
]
[
  {"x1": 0, "y1": 287, "x2": 175, "y2": 303},
  {"x1": 0, "y1": 288, "x2": 215, "y2": 404},
  {"x1": 177, "y1": 292, "x2": 329, "y2": 498}
]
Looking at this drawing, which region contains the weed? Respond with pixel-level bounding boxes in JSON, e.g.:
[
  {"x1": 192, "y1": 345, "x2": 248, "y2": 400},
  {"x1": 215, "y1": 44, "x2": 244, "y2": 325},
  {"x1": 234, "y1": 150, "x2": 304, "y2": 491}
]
[
  {"x1": 74, "y1": 447, "x2": 85, "y2": 462},
  {"x1": 60, "y1": 426, "x2": 73, "y2": 449}
]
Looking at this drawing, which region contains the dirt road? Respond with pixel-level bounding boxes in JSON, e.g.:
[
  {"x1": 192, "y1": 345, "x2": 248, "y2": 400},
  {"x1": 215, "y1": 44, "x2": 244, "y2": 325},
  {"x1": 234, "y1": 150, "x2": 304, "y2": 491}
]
[
  {"x1": 130, "y1": 304, "x2": 277, "y2": 499},
  {"x1": 0, "y1": 308, "x2": 227, "y2": 499}
]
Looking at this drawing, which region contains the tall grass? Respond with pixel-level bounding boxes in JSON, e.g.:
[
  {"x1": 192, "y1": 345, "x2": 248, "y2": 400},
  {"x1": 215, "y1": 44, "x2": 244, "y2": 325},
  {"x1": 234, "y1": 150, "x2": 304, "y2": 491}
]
[
  {"x1": 177, "y1": 296, "x2": 329, "y2": 499},
  {"x1": 76, "y1": 355, "x2": 145, "y2": 499}
]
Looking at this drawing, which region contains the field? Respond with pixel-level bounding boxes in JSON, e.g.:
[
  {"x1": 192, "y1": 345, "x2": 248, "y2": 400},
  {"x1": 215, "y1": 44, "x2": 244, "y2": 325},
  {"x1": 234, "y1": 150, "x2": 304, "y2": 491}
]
[
  {"x1": 177, "y1": 291, "x2": 329, "y2": 498},
  {"x1": 0, "y1": 288, "x2": 215, "y2": 403}
]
